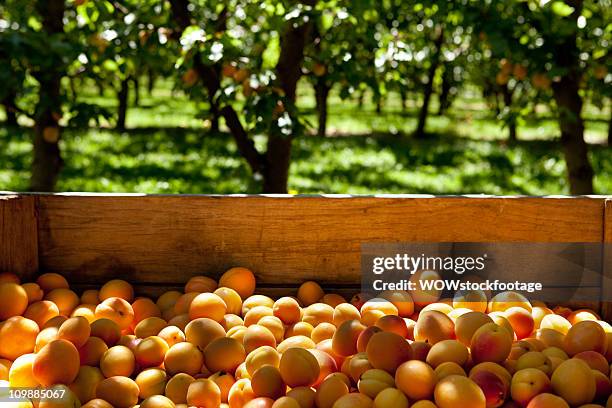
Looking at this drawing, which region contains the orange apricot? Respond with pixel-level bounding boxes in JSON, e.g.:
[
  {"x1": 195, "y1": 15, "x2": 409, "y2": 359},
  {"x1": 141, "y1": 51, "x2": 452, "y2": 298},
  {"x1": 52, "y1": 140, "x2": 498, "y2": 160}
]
[
  {"x1": 511, "y1": 368, "x2": 551, "y2": 406},
  {"x1": 245, "y1": 345, "x2": 280, "y2": 376},
  {"x1": 220, "y1": 267, "x2": 257, "y2": 299},
  {"x1": 312, "y1": 322, "x2": 337, "y2": 343},
  {"x1": 395, "y1": 360, "x2": 436, "y2": 400},
  {"x1": 8, "y1": 353, "x2": 38, "y2": 388},
  {"x1": 332, "y1": 393, "x2": 373, "y2": 408},
  {"x1": 471, "y1": 323, "x2": 513, "y2": 364},
  {"x1": 435, "y1": 375, "x2": 486, "y2": 408},
  {"x1": 357, "y1": 368, "x2": 394, "y2": 399},
  {"x1": 22, "y1": 282, "x2": 43, "y2": 303},
  {"x1": 551, "y1": 358, "x2": 596, "y2": 406},
  {"x1": 187, "y1": 378, "x2": 221, "y2": 408},
  {"x1": 426, "y1": 339, "x2": 469, "y2": 368},
  {"x1": 333, "y1": 303, "x2": 361, "y2": 327},
  {"x1": 361, "y1": 299, "x2": 398, "y2": 326},
  {"x1": 214, "y1": 287, "x2": 243, "y2": 315},
  {"x1": 33, "y1": 339, "x2": 80, "y2": 386},
  {"x1": 58, "y1": 316, "x2": 91, "y2": 348},
  {"x1": 564, "y1": 321, "x2": 607, "y2": 356},
  {"x1": 99, "y1": 279, "x2": 134, "y2": 302},
  {"x1": 82, "y1": 399, "x2": 113, "y2": 408},
  {"x1": 280, "y1": 347, "x2": 320, "y2": 388},
  {"x1": 140, "y1": 395, "x2": 176, "y2": 408},
  {"x1": 135, "y1": 367, "x2": 168, "y2": 399},
  {"x1": 0, "y1": 283, "x2": 28, "y2": 319},
  {"x1": 434, "y1": 361, "x2": 466, "y2": 380},
  {"x1": 69, "y1": 365, "x2": 104, "y2": 403},
  {"x1": 165, "y1": 342, "x2": 204, "y2": 376},
  {"x1": 455, "y1": 311, "x2": 493, "y2": 346},
  {"x1": 185, "y1": 275, "x2": 218, "y2": 293},
  {"x1": 273, "y1": 396, "x2": 302, "y2": 408},
  {"x1": 204, "y1": 337, "x2": 246, "y2": 373},
  {"x1": 356, "y1": 326, "x2": 382, "y2": 353},
  {"x1": 132, "y1": 298, "x2": 162, "y2": 324},
  {"x1": 165, "y1": 372, "x2": 195, "y2": 404},
  {"x1": 134, "y1": 316, "x2": 167, "y2": 338},
  {"x1": 303, "y1": 303, "x2": 334, "y2": 327},
  {"x1": 228, "y1": 378, "x2": 256, "y2": 408},
  {"x1": 78, "y1": 336, "x2": 108, "y2": 366},
  {"x1": 245, "y1": 306, "x2": 274, "y2": 327},
  {"x1": 24, "y1": 300, "x2": 59, "y2": 327},
  {"x1": 574, "y1": 351, "x2": 610, "y2": 375},
  {"x1": 297, "y1": 281, "x2": 324, "y2": 306},
  {"x1": 185, "y1": 317, "x2": 226, "y2": 352},
  {"x1": 100, "y1": 345, "x2": 135, "y2": 377},
  {"x1": 410, "y1": 270, "x2": 443, "y2": 309},
  {"x1": 95, "y1": 297, "x2": 134, "y2": 330},
  {"x1": 81, "y1": 289, "x2": 100, "y2": 305},
  {"x1": 188, "y1": 292, "x2": 227, "y2": 322},
  {"x1": 157, "y1": 290, "x2": 182, "y2": 312},
  {"x1": 285, "y1": 322, "x2": 314, "y2": 338},
  {"x1": 332, "y1": 319, "x2": 366, "y2": 357},
  {"x1": 469, "y1": 369, "x2": 508, "y2": 408},
  {"x1": 90, "y1": 318, "x2": 121, "y2": 346},
  {"x1": 366, "y1": 331, "x2": 412, "y2": 373},
  {"x1": 316, "y1": 376, "x2": 349, "y2": 408},
  {"x1": 373, "y1": 387, "x2": 409, "y2": 408},
  {"x1": 0, "y1": 316, "x2": 39, "y2": 360},
  {"x1": 210, "y1": 370, "x2": 235, "y2": 402},
  {"x1": 505, "y1": 307, "x2": 535, "y2": 340},
  {"x1": 243, "y1": 324, "x2": 277, "y2": 353},
  {"x1": 96, "y1": 376, "x2": 140, "y2": 408},
  {"x1": 135, "y1": 335, "x2": 169, "y2": 368},
  {"x1": 379, "y1": 290, "x2": 414, "y2": 317},
  {"x1": 158, "y1": 325, "x2": 185, "y2": 347},
  {"x1": 277, "y1": 335, "x2": 315, "y2": 353},
  {"x1": 242, "y1": 295, "x2": 275, "y2": 315},
  {"x1": 526, "y1": 393, "x2": 569, "y2": 408},
  {"x1": 375, "y1": 315, "x2": 408, "y2": 337},
  {"x1": 45, "y1": 288, "x2": 80, "y2": 316},
  {"x1": 36, "y1": 273, "x2": 69, "y2": 293},
  {"x1": 251, "y1": 365, "x2": 286, "y2": 399},
  {"x1": 488, "y1": 291, "x2": 532, "y2": 313},
  {"x1": 321, "y1": 294, "x2": 346, "y2": 308},
  {"x1": 414, "y1": 310, "x2": 455, "y2": 344}
]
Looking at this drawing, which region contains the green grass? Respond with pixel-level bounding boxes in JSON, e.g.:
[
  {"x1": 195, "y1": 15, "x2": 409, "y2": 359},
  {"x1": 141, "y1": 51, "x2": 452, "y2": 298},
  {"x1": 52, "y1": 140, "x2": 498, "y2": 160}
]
[{"x1": 0, "y1": 79, "x2": 610, "y2": 194}]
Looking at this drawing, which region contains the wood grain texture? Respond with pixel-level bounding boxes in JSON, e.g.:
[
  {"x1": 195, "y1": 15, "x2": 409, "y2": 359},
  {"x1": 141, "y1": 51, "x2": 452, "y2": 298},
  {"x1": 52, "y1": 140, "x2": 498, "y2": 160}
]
[
  {"x1": 36, "y1": 196, "x2": 605, "y2": 288},
  {"x1": 601, "y1": 199, "x2": 612, "y2": 320},
  {"x1": 0, "y1": 195, "x2": 38, "y2": 280}
]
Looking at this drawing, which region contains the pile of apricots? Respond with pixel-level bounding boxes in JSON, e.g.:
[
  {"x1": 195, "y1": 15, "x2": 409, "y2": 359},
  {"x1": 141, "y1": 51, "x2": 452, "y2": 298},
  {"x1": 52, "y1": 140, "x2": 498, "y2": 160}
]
[{"x1": 1, "y1": 267, "x2": 612, "y2": 408}]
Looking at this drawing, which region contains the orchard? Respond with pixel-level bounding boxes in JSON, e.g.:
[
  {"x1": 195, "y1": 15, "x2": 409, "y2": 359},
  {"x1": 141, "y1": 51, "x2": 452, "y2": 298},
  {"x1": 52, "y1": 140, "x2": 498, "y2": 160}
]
[
  {"x1": 1, "y1": 268, "x2": 612, "y2": 407},
  {"x1": 0, "y1": 0, "x2": 610, "y2": 195}
]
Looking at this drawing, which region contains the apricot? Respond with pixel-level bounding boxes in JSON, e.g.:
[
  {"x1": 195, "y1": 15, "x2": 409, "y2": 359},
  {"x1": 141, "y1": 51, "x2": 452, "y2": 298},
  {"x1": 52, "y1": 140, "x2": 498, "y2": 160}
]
[
  {"x1": 471, "y1": 323, "x2": 513, "y2": 364},
  {"x1": 286, "y1": 322, "x2": 314, "y2": 338},
  {"x1": 453, "y1": 289, "x2": 488, "y2": 313},
  {"x1": 35, "y1": 326, "x2": 59, "y2": 352},
  {"x1": 90, "y1": 318, "x2": 121, "y2": 346},
  {"x1": 157, "y1": 291, "x2": 183, "y2": 313},
  {"x1": 37, "y1": 273, "x2": 69, "y2": 293},
  {"x1": 135, "y1": 335, "x2": 169, "y2": 368},
  {"x1": 220, "y1": 267, "x2": 256, "y2": 299},
  {"x1": 0, "y1": 272, "x2": 19, "y2": 284},
  {"x1": 332, "y1": 320, "x2": 366, "y2": 357},
  {"x1": 244, "y1": 324, "x2": 277, "y2": 353},
  {"x1": 56, "y1": 316, "x2": 91, "y2": 348},
  {"x1": 317, "y1": 338, "x2": 345, "y2": 369},
  {"x1": 308, "y1": 348, "x2": 337, "y2": 386},
  {"x1": 277, "y1": 335, "x2": 316, "y2": 353},
  {"x1": 187, "y1": 378, "x2": 221, "y2": 408},
  {"x1": 414, "y1": 310, "x2": 455, "y2": 344},
  {"x1": 332, "y1": 303, "x2": 361, "y2": 327},
  {"x1": 357, "y1": 369, "x2": 394, "y2": 398},
  {"x1": 427, "y1": 339, "x2": 469, "y2": 368},
  {"x1": 285, "y1": 387, "x2": 316, "y2": 408},
  {"x1": 360, "y1": 299, "x2": 398, "y2": 326},
  {"x1": 317, "y1": 376, "x2": 349, "y2": 408},
  {"x1": 78, "y1": 336, "x2": 108, "y2": 366},
  {"x1": 242, "y1": 295, "x2": 275, "y2": 315},
  {"x1": 8, "y1": 353, "x2": 38, "y2": 387},
  {"x1": 257, "y1": 316, "x2": 284, "y2": 343},
  {"x1": 366, "y1": 331, "x2": 412, "y2": 373},
  {"x1": 273, "y1": 396, "x2": 301, "y2": 408},
  {"x1": 409, "y1": 270, "x2": 443, "y2": 308},
  {"x1": 185, "y1": 317, "x2": 226, "y2": 351},
  {"x1": 245, "y1": 346, "x2": 280, "y2": 376},
  {"x1": 135, "y1": 367, "x2": 168, "y2": 399},
  {"x1": 574, "y1": 351, "x2": 610, "y2": 375},
  {"x1": 174, "y1": 292, "x2": 200, "y2": 315},
  {"x1": 505, "y1": 307, "x2": 535, "y2": 340},
  {"x1": 166, "y1": 373, "x2": 195, "y2": 404},
  {"x1": 470, "y1": 369, "x2": 507, "y2": 408},
  {"x1": 38, "y1": 384, "x2": 81, "y2": 408},
  {"x1": 96, "y1": 376, "x2": 140, "y2": 408},
  {"x1": 204, "y1": 337, "x2": 246, "y2": 373},
  {"x1": 0, "y1": 316, "x2": 39, "y2": 360},
  {"x1": 372, "y1": 387, "x2": 408, "y2": 408},
  {"x1": 303, "y1": 303, "x2": 334, "y2": 327},
  {"x1": 488, "y1": 291, "x2": 532, "y2": 313},
  {"x1": 540, "y1": 314, "x2": 571, "y2": 335},
  {"x1": 435, "y1": 361, "x2": 466, "y2": 380},
  {"x1": 22, "y1": 282, "x2": 43, "y2": 303},
  {"x1": 310, "y1": 323, "x2": 335, "y2": 344},
  {"x1": 188, "y1": 292, "x2": 227, "y2": 322},
  {"x1": 132, "y1": 297, "x2": 162, "y2": 323},
  {"x1": 379, "y1": 290, "x2": 414, "y2": 317},
  {"x1": 374, "y1": 315, "x2": 408, "y2": 337},
  {"x1": 456, "y1": 312, "x2": 493, "y2": 346},
  {"x1": 245, "y1": 397, "x2": 276, "y2": 408},
  {"x1": 411, "y1": 401, "x2": 438, "y2": 408},
  {"x1": 434, "y1": 375, "x2": 486, "y2": 408},
  {"x1": 214, "y1": 287, "x2": 243, "y2": 315},
  {"x1": 33, "y1": 339, "x2": 79, "y2": 386},
  {"x1": 100, "y1": 345, "x2": 135, "y2": 377},
  {"x1": 525, "y1": 393, "x2": 569, "y2": 408},
  {"x1": 411, "y1": 341, "x2": 432, "y2": 362},
  {"x1": 0, "y1": 359, "x2": 10, "y2": 381},
  {"x1": 593, "y1": 370, "x2": 612, "y2": 401},
  {"x1": 141, "y1": 395, "x2": 176, "y2": 408},
  {"x1": 551, "y1": 358, "x2": 596, "y2": 406},
  {"x1": 185, "y1": 275, "x2": 218, "y2": 293},
  {"x1": 134, "y1": 316, "x2": 166, "y2": 338},
  {"x1": 158, "y1": 325, "x2": 185, "y2": 347},
  {"x1": 564, "y1": 321, "x2": 607, "y2": 356},
  {"x1": 568, "y1": 309, "x2": 600, "y2": 325},
  {"x1": 531, "y1": 307, "x2": 553, "y2": 329},
  {"x1": 82, "y1": 399, "x2": 113, "y2": 408},
  {"x1": 229, "y1": 378, "x2": 256, "y2": 408},
  {"x1": 541, "y1": 346, "x2": 568, "y2": 360},
  {"x1": 515, "y1": 352, "x2": 553, "y2": 375},
  {"x1": 536, "y1": 328, "x2": 565, "y2": 349},
  {"x1": 395, "y1": 360, "x2": 436, "y2": 400},
  {"x1": 297, "y1": 281, "x2": 324, "y2": 306},
  {"x1": 348, "y1": 352, "x2": 373, "y2": 383},
  {"x1": 421, "y1": 302, "x2": 454, "y2": 315},
  {"x1": 511, "y1": 368, "x2": 551, "y2": 406},
  {"x1": 251, "y1": 365, "x2": 285, "y2": 399},
  {"x1": 210, "y1": 371, "x2": 236, "y2": 402},
  {"x1": 81, "y1": 289, "x2": 100, "y2": 305},
  {"x1": 45, "y1": 288, "x2": 80, "y2": 316},
  {"x1": 71, "y1": 304, "x2": 97, "y2": 322},
  {"x1": 164, "y1": 342, "x2": 204, "y2": 376},
  {"x1": 223, "y1": 313, "x2": 245, "y2": 330},
  {"x1": 99, "y1": 279, "x2": 134, "y2": 302},
  {"x1": 332, "y1": 393, "x2": 373, "y2": 408},
  {"x1": 280, "y1": 347, "x2": 320, "y2": 388},
  {"x1": 470, "y1": 362, "x2": 512, "y2": 390},
  {"x1": 95, "y1": 297, "x2": 134, "y2": 330},
  {"x1": 244, "y1": 306, "x2": 273, "y2": 327},
  {"x1": 0, "y1": 283, "x2": 29, "y2": 319},
  {"x1": 69, "y1": 365, "x2": 104, "y2": 403}
]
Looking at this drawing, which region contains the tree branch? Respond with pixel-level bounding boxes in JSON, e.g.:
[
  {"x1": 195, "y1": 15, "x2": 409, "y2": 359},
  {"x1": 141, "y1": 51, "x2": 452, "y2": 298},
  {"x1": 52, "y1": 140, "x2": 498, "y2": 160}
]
[{"x1": 220, "y1": 106, "x2": 265, "y2": 174}]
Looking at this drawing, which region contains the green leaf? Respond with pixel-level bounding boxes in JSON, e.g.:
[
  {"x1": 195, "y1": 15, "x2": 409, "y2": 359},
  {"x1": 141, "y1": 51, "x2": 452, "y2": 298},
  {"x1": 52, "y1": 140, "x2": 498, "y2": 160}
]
[
  {"x1": 262, "y1": 33, "x2": 280, "y2": 69},
  {"x1": 551, "y1": 1, "x2": 574, "y2": 17}
]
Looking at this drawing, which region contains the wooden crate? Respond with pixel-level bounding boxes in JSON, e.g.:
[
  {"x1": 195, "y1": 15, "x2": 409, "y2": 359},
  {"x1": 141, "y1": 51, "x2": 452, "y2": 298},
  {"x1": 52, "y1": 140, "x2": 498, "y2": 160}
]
[{"x1": 1, "y1": 194, "x2": 611, "y2": 316}]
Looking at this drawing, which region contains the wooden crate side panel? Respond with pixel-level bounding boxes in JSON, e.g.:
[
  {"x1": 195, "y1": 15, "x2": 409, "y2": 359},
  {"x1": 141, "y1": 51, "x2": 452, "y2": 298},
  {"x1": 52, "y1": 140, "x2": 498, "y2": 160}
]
[
  {"x1": 601, "y1": 199, "x2": 612, "y2": 320},
  {"x1": 37, "y1": 196, "x2": 604, "y2": 287},
  {"x1": 0, "y1": 195, "x2": 38, "y2": 280}
]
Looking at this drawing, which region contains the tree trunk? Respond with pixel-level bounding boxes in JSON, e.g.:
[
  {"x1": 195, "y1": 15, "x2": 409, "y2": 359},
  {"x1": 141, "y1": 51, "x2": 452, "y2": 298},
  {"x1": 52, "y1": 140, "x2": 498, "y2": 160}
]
[
  {"x1": 147, "y1": 69, "x2": 155, "y2": 96},
  {"x1": 209, "y1": 93, "x2": 220, "y2": 133},
  {"x1": 357, "y1": 90, "x2": 365, "y2": 109},
  {"x1": 2, "y1": 92, "x2": 18, "y2": 126},
  {"x1": 117, "y1": 77, "x2": 129, "y2": 131},
  {"x1": 132, "y1": 76, "x2": 140, "y2": 107},
  {"x1": 400, "y1": 90, "x2": 408, "y2": 112},
  {"x1": 550, "y1": 0, "x2": 593, "y2": 195},
  {"x1": 315, "y1": 78, "x2": 330, "y2": 137},
  {"x1": 415, "y1": 27, "x2": 444, "y2": 139},
  {"x1": 375, "y1": 95, "x2": 382, "y2": 114},
  {"x1": 438, "y1": 65, "x2": 451, "y2": 115},
  {"x1": 502, "y1": 84, "x2": 517, "y2": 142},
  {"x1": 30, "y1": 0, "x2": 65, "y2": 192}
]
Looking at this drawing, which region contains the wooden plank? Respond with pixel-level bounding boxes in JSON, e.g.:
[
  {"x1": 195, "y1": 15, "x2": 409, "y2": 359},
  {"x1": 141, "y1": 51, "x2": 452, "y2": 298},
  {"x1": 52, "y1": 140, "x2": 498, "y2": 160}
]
[
  {"x1": 601, "y1": 199, "x2": 612, "y2": 320},
  {"x1": 36, "y1": 196, "x2": 605, "y2": 287},
  {"x1": 0, "y1": 195, "x2": 38, "y2": 280}
]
